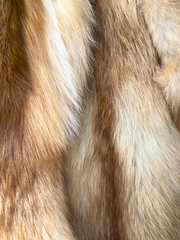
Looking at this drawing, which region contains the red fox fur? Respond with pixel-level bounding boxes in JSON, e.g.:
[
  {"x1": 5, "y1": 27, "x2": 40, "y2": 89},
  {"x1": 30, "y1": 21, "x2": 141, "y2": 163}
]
[{"x1": 0, "y1": 0, "x2": 179, "y2": 239}]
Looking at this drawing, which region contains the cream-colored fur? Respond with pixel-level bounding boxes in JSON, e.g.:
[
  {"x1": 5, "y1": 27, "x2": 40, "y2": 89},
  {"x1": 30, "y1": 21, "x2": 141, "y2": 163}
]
[
  {"x1": 0, "y1": 0, "x2": 92, "y2": 239},
  {"x1": 0, "y1": 0, "x2": 179, "y2": 240},
  {"x1": 66, "y1": 1, "x2": 180, "y2": 239},
  {"x1": 142, "y1": 0, "x2": 180, "y2": 130}
]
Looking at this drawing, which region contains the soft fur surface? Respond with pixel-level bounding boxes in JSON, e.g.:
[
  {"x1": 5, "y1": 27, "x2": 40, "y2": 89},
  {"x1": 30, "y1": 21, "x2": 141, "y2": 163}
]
[
  {"x1": 142, "y1": 0, "x2": 180, "y2": 130},
  {"x1": 0, "y1": 0, "x2": 179, "y2": 239}
]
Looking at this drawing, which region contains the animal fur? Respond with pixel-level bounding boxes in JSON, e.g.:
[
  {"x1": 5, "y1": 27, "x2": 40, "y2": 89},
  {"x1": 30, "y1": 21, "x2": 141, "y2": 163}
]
[
  {"x1": 155, "y1": 60, "x2": 180, "y2": 131},
  {"x1": 142, "y1": 0, "x2": 180, "y2": 130},
  {"x1": 0, "y1": 0, "x2": 180, "y2": 240},
  {"x1": 0, "y1": 0, "x2": 92, "y2": 239},
  {"x1": 66, "y1": 1, "x2": 180, "y2": 239}
]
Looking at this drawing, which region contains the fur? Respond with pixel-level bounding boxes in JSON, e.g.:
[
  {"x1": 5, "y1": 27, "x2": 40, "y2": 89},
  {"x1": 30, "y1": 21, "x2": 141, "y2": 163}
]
[
  {"x1": 66, "y1": 1, "x2": 180, "y2": 239},
  {"x1": 0, "y1": 0, "x2": 92, "y2": 239},
  {"x1": 0, "y1": 0, "x2": 179, "y2": 240},
  {"x1": 142, "y1": 0, "x2": 180, "y2": 130}
]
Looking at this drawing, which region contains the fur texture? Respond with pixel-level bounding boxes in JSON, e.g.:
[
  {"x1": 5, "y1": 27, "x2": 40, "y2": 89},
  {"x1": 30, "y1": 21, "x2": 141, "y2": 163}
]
[
  {"x1": 155, "y1": 60, "x2": 180, "y2": 130},
  {"x1": 0, "y1": 0, "x2": 92, "y2": 239},
  {"x1": 142, "y1": 0, "x2": 180, "y2": 130},
  {"x1": 66, "y1": 1, "x2": 180, "y2": 239},
  {"x1": 0, "y1": 0, "x2": 180, "y2": 240}
]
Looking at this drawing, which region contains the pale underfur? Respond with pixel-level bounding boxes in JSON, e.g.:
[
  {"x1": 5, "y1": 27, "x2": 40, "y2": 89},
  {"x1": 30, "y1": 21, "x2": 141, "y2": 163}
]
[
  {"x1": 0, "y1": 0, "x2": 180, "y2": 240},
  {"x1": 0, "y1": 0, "x2": 92, "y2": 239},
  {"x1": 66, "y1": 0, "x2": 180, "y2": 240},
  {"x1": 53, "y1": 0, "x2": 94, "y2": 95},
  {"x1": 142, "y1": 0, "x2": 180, "y2": 130}
]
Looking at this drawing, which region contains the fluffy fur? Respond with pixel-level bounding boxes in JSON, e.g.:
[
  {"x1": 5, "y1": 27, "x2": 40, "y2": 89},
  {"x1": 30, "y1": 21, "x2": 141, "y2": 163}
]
[
  {"x1": 142, "y1": 0, "x2": 180, "y2": 130},
  {"x1": 0, "y1": 0, "x2": 92, "y2": 239},
  {"x1": 0, "y1": 0, "x2": 179, "y2": 240},
  {"x1": 66, "y1": 1, "x2": 180, "y2": 239},
  {"x1": 155, "y1": 60, "x2": 180, "y2": 130}
]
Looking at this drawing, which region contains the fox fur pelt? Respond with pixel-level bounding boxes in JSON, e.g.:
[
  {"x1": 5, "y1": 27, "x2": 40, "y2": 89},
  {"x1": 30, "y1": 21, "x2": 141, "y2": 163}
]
[{"x1": 0, "y1": 0, "x2": 179, "y2": 239}]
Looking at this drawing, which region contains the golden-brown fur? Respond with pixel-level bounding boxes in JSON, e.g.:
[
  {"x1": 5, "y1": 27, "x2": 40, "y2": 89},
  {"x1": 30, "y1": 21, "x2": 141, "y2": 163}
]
[
  {"x1": 155, "y1": 60, "x2": 180, "y2": 130},
  {"x1": 66, "y1": 1, "x2": 180, "y2": 239},
  {"x1": 0, "y1": 0, "x2": 180, "y2": 240},
  {"x1": 0, "y1": 0, "x2": 92, "y2": 239},
  {"x1": 142, "y1": 0, "x2": 180, "y2": 130}
]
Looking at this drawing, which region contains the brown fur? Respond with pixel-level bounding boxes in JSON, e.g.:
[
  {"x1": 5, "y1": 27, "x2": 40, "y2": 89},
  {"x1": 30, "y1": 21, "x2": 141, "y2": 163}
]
[
  {"x1": 0, "y1": 0, "x2": 180, "y2": 240},
  {"x1": 142, "y1": 0, "x2": 180, "y2": 130},
  {"x1": 0, "y1": 0, "x2": 92, "y2": 239},
  {"x1": 155, "y1": 60, "x2": 180, "y2": 131},
  {"x1": 66, "y1": 1, "x2": 180, "y2": 239}
]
